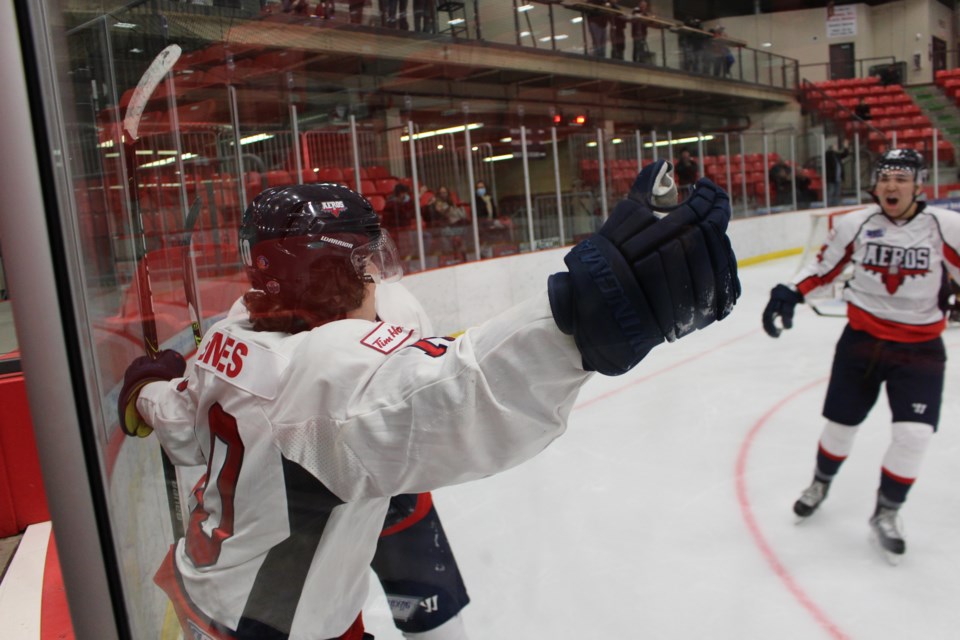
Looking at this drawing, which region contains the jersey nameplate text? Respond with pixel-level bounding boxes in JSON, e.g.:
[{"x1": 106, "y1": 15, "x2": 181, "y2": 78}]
[{"x1": 196, "y1": 330, "x2": 288, "y2": 399}]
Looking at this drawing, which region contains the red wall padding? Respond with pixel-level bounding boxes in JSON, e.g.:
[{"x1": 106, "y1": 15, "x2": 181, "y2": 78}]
[{"x1": 0, "y1": 372, "x2": 50, "y2": 535}]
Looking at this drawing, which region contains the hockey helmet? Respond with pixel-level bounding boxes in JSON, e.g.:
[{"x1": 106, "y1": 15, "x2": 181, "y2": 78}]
[
  {"x1": 238, "y1": 183, "x2": 402, "y2": 308},
  {"x1": 872, "y1": 148, "x2": 926, "y2": 186}
]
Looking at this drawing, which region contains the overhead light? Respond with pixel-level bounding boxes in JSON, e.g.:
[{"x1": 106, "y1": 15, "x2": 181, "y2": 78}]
[
  {"x1": 471, "y1": 146, "x2": 479, "y2": 151},
  {"x1": 611, "y1": 138, "x2": 623, "y2": 144},
  {"x1": 643, "y1": 134, "x2": 715, "y2": 148},
  {"x1": 517, "y1": 4, "x2": 534, "y2": 12},
  {"x1": 586, "y1": 141, "x2": 597, "y2": 147},
  {"x1": 400, "y1": 123, "x2": 483, "y2": 141},
  {"x1": 500, "y1": 136, "x2": 513, "y2": 143},
  {"x1": 520, "y1": 31, "x2": 531, "y2": 37},
  {"x1": 554, "y1": 34, "x2": 569, "y2": 40},
  {"x1": 130, "y1": 48, "x2": 143, "y2": 54},
  {"x1": 572, "y1": 16, "x2": 583, "y2": 24},
  {"x1": 98, "y1": 140, "x2": 114, "y2": 149},
  {"x1": 483, "y1": 153, "x2": 516, "y2": 162},
  {"x1": 437, "y1": 144, "x2": 444, "y2": 149},
  {"x1": 113, "y1": 22, "x2": 138, "y2": 29},
  {"x1": 762, "y1": 42, "x2": 773, "y2": 48},
  {"x1": 139, "y1": 153, "x2": 197, "y2": 168},
  {"x1": 238, "y1": 133, "x2": 275, "y2": 145},
  {"x1": 448, "y1": 18, "x2": 465, "y2": 25}
]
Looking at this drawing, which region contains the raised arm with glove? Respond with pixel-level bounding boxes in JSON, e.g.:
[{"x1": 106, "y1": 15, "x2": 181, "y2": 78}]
[{"x1": 549, "y1": 160, "x2": 740, "y2": 376}]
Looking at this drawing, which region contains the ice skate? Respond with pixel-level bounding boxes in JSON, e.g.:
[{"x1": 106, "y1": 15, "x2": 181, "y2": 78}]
[
  {"x1": 793, "y1": 479, "x2": 829, "y2": 521},
  {"x1": 870, "y1": 506, "x2": 905, "y2": 565}
]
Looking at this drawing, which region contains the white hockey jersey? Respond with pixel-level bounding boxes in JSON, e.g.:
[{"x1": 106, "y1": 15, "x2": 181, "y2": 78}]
[
  {"x1": 792, "y1": 202, "x2": 960, "y2": 342},
  {"x1": 138, "y1": 286, "x2": 589, "y2": 639}
]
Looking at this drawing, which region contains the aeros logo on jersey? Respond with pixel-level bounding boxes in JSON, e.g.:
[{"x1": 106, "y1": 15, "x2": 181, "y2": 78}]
[
  {"x1": 862, "y1": 243, "x2": 930, "y2": 270},
  {"x1": 861, "y1": 242, "x2": 931, "y2": 294}
]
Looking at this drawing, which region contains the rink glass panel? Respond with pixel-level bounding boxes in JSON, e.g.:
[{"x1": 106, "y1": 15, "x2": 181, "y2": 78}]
[{"x1": 17, "y1": 1, "x2": 948, "y2": 637}]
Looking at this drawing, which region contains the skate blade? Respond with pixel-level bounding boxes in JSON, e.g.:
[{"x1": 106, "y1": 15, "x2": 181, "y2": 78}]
[{"x1": 870, "y1": 532, "x2": 904, "y2": 566}]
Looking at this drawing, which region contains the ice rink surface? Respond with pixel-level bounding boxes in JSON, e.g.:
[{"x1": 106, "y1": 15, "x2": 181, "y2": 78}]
[{"x1": 362, "y1": 256, "x2": 960, "y2": 639}]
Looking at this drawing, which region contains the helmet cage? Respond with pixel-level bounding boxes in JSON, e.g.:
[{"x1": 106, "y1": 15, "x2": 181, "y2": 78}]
[{"x1": 872, "y1": 148, "x2": 927, "y2": 187}]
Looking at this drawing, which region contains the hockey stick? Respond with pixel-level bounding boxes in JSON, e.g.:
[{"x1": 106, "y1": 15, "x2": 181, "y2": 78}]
[
  {"x1": 181, "y1": 197, "x2": 204, "y2": 348},
  {"x1": 808, "y1": 298, "x2": 847, "y2": 318},
  {"x1": 121, "y1": 44, "x2": 185, "y2": 539}
]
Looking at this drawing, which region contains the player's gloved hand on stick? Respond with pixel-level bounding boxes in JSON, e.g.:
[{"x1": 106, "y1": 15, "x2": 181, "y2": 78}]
[
  {"x1": 548, "y1": 161, "x2": 740, "y2": 376},
  {"x1": 118, "y1": 349, "x2": 186, "y2": 437},
  {"x1": 762, "y1": 284, "x2": 803, "y2": 338}
]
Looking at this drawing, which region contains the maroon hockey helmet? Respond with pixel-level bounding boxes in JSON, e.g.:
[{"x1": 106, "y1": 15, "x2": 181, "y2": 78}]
[{"x1": 238, "y1": 183, "x2": 402, "y2": 310}]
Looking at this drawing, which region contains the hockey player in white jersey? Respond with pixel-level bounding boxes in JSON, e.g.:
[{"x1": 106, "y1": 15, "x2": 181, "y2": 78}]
[
  {"x1": 226, "y1": 282, "x2": 472, "y2": 639},
  {"x1": 117, "y1": 165, "x2": 739, "y2": 639},
  {"x1": 763, "y1": 148, "x2": 960, "y2": 562}
]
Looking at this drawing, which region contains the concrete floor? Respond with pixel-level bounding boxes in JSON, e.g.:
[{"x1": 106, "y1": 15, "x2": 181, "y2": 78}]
[{"x1": 0, "y1": 536, "x2": 22, "y2": 583}]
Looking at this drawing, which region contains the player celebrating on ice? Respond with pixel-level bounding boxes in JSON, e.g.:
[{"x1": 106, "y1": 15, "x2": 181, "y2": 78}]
[
  {"x1": 763, "y1": 148, "x2": 960, "y2": 563},
  {"x1": 117, "y1": 163, "x2": 738, "y2": 639}
]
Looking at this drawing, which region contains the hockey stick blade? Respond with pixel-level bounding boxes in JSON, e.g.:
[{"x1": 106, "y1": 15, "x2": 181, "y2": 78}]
[{"x1": 123, "y1": 44, "x2": 181, "y2": 142}]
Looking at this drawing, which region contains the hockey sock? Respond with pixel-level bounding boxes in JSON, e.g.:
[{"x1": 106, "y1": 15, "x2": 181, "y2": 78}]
[
  {"x1": 878, "y1": 421, "x2": 933, "y2": 504},
  {"x1": 814, "y1": 420, "x2": 859, "y2": 481}
]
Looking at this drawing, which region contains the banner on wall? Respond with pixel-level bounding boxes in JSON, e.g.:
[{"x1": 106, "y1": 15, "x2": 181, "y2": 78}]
[{"x1": 827, "y1": 5, "x2": 857, "y2": 38}]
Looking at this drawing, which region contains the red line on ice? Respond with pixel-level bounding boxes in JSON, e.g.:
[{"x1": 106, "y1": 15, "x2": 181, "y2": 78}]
[{"x1": 735, "y1": 377, "x2": 851, "y2": 640}]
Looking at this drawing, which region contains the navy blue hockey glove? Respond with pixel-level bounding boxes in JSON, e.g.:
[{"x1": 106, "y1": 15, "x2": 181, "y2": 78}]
[
  {"x1": 549, "y1": 166, "x2": 740, "y2": 376},
  {"x1": 762, "y1": 284, "x2": 803, "y2": 338},
  {"x1": 118, "y1": 349, "x2": 186, "y2": 437}
]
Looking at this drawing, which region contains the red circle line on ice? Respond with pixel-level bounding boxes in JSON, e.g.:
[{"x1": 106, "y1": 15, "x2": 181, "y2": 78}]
[
  {"x1": 735, "y1": 376, "x2": 851, "y2": 640},
  {"x1": 572, "y1": 330, "x2": 849, "y2": 639}
]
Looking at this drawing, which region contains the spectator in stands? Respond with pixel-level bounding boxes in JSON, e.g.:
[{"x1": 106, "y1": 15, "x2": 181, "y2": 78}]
[
  {"x1": 475, "y1": 180, "x2": 512, "y2": 242},
  {"x1": 769, "y1": 159, "x2": 794, "y2": 206},
  {"x1": 825, "y1": 143, "x2": 849, "y2": 206},
  {"x1": 631, "y1": 1, "x2": 651, "y2": 63},
  {"x1": 586, "y1": 0, "x2": 611, "y2": 58},
  {"x1": 413, "y1": 0, "x2": 435, "y2": 33},
  {"x1": 675, "y1": 148, "x2": 698, "y2": 193},
  {"x1": 282, "y1": 0, "x2": 310, "y2": 15},
  {"x1": 709, "y1": 26, "x2": 734, "y2": 77},
  {"x1": 680, "y1": 16, "x2": 706, "y2": 73},
  {"x1": 880, "y1": 63, "x2": 900, "y2": 86},
  {"x1": 855, "y1": 97, "x2": 872, "y2": 120},
  {"x1": 348, "y1": 0, "x2": 364, "y2": 23},
  {"x1": 429, "y1": 186, "x2": 467, "y2": 226},
  {"x1": 796, "y1": 170, "x2": 816, "y2": 209},
  {"x1": 385, "y1": 0, "x2": 409, "y2": 30},
  {"x1": 382, "y1": 182, "x2": 415, "y2": 231},
  {"x1": 610, "y1": 3, "x2": 627, "y2": 60},
  {"x1": 474, "y1": 180, "x2": 497, "y2": 220},
  {"x1": 315, "y1": 0, "x2": 335, "y2": 19}
]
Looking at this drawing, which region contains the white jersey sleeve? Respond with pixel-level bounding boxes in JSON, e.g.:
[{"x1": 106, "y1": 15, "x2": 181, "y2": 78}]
[
  {"x1": 135, "y1": 291, "x2": 589, "y2": 637},
  {"x1": 791, "y1": 206, "x2": 865, "y2": 298}
]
